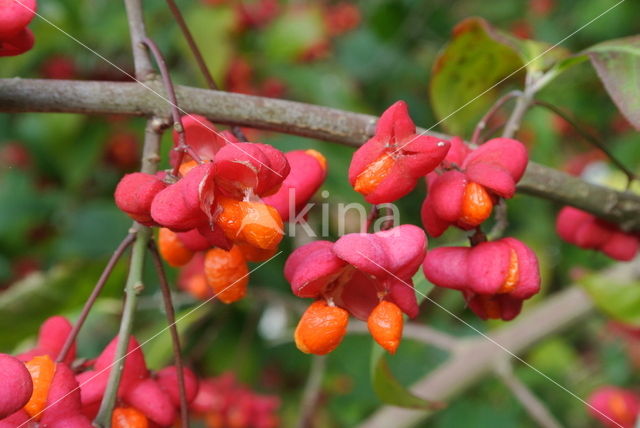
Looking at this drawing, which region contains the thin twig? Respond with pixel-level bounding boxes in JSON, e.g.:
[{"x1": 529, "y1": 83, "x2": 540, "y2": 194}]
[
  {"x1": 480, "y1": 120, "x2": 506, "y2": 142},
  {"x1": 164, "y1": 0, "x2": 248, "y2": 141},
  {"x1": 502, "y1": 93, "x2": 533, "y2": 139},
  {"x1": 488, "y1": 199, "x2": 509, "y2": 240},
  {"x1": 95, "y1": 225, "x2": 152, "y2": 426},
  {"x1": 502, "y1": 73, "x2": 537, "y2": 139},
  {"x1": 495, "y1": 359, "x2": 563, "y2": 428},
  {"x1": 471, "y1": 90, "x2": 521, "y2": 145},
  {"x1": 165, "y1": 0, "x2": 217, "y2": 90},
  {"x1": 533, "y1": 100, "x2": 637, "y2": 188},
  {"x1": 148, "y1": 240, "x2": 190, "y2": 428},
  {"x1": 57, "y1": 233, "x2": 136, "y2": 363},
  {"x1": 295, "y1": 355, "x2": 327, "y2": 428},
  {"x1": 140, "y1": 37, "x2": 202, "y2": 176}
]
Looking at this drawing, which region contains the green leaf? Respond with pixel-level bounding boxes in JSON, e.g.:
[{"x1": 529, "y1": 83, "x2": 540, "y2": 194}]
[
  {"x1": 429, "y1": 17, "x2": 524, "y2": 135},
  {"x1": 580, "y1": 271, "x2": 640, "y2": 326},
  {"x1": 370, "y1": 344, "x2": 441, "y2": 410},
  {"x1": 585, "y1": 35, "x2": 640, "y2": 131},
  {"x1": 429, "y1": 17, "x2": 576, "y2": 135}
]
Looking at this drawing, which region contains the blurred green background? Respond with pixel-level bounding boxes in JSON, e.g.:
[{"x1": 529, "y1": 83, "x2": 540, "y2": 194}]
[{"x1": 1, "y1": 0, "x2": 640, "y2": 426}]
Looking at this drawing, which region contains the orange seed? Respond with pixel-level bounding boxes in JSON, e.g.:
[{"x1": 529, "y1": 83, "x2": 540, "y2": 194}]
[
  {"x1": 367, "y1": 300, "x2": 404, "y2": 354},
  {"x1": 24, "y1": 355, "x2": 57, "y2": 420},
  {"x1": 459, "y1": 182, "x2": 493, "y2": 227},
  {"x1": 498, "y1": 249, "x2": 519, "y2": 294},
  {"x1": 204, "y1": 245, "x2": 249, "y2": 304},
  {"x1": 215, "y1": 197, "x2": 284, "y2": 250},
  {"x1": 294, "y1": 300, "x2": 349, "y2": 355},
  {"x1": 158, "y1": 227, "x2": 194, "y2": 267},
  {"x1": 353, "y1": 153, "x2": 395, "y2": 196}
]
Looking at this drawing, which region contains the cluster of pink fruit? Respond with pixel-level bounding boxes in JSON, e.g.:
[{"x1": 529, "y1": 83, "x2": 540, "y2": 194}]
[
  {"x1": 284, "y1": 101, "x2": 541, "y2": 356},
  {"x1": 0, "y1": 316, "x2": 279, "y2": 427},
  {"x1": 115, "y1": 114, "x2": 326, "y2": 305},
  {"x1": 114, "y1": 114, "x2": 289, "y2": 246},
  {"x1": 0, "y1": 316, "x2": 193, "y2": 427},
  {"x1": 143, "y1": 101, "x2": 634, "y2": 359}
]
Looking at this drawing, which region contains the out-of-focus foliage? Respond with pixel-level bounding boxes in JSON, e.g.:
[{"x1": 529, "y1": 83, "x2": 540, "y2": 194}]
[{"x1": 1, "y1": 0, "x2": 640, "y2": 426}]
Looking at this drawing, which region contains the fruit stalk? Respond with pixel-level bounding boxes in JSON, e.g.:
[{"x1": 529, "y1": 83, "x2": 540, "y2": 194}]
[{"x1": 148, "y1": 240, "x2": 190, "y2": 427}]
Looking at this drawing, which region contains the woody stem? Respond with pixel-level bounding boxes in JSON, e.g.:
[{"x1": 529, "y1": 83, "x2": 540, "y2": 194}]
[
  {"x1": 139, "y1": 37, "x2": 201, "y2": 176},
  {"x1": 94, "y1": 225, "x2": 152, "y2": 427}
]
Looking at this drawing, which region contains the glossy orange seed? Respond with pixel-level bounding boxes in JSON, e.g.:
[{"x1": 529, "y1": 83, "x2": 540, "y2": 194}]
[
  {"x1": 158, "y1": 227, "x2": 194, "y2": 267},
  {"x1": 367, "y1": 300, "x2": 404, "y2": 354},
  {"x1": 112, "y1": 406, "x2": 149, "y2": 428},
  {"x1": 204, "y1": 245, "x2": 249, "y2": 304},
  {"x1": 354, "y1": 153, "x2": 395, "y2": 196},
  {"x1": 498, "y1": 249, "x2": 519, "y2": 294},
  {"x1": 294, "y1": 300, "x2": 349, "y2": 355},
  {"x1": 215, "y1": 197, "x2": 284, "y2": 250},
  {"x1": 23, "y1": 355, "x2": 57, "y2": 420},
  {"x1": 459, "y1": 182, "x2": 493, "y2": 227}
]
